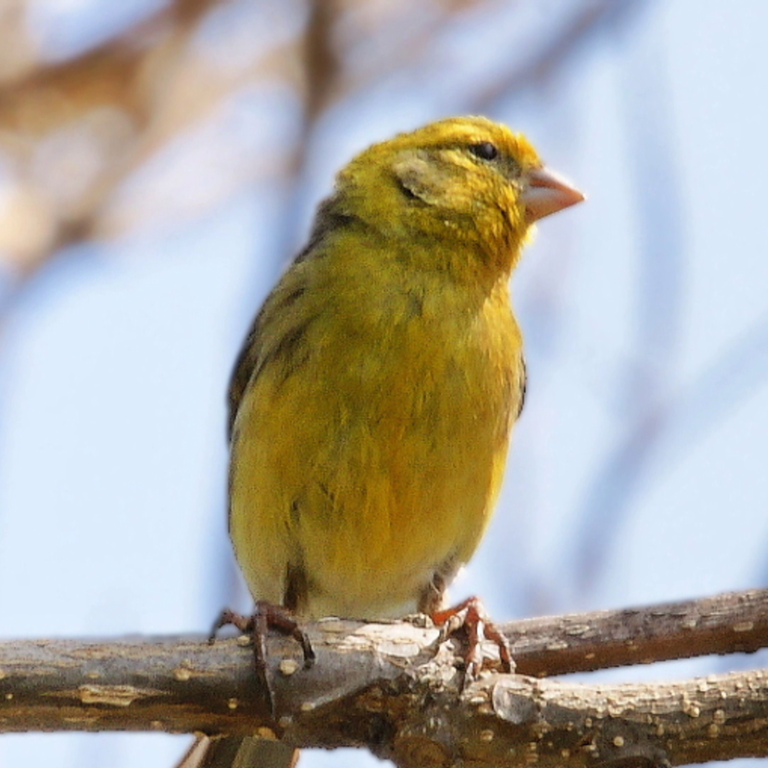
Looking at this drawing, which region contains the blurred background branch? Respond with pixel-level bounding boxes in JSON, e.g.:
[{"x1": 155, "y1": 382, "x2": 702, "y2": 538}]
[{"x1": 0, "y1": 0, "x2": 639, "y2": 285}]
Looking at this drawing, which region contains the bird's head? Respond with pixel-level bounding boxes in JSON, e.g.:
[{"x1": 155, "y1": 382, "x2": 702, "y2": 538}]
[{"x1": 335, "y1": 116, "x2": 584, "y2": 277}]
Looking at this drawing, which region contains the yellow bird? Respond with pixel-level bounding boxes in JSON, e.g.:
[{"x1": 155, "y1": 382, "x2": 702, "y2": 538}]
[{"x1": 182, "y1": 116, "x2": 583, "y2": 768}]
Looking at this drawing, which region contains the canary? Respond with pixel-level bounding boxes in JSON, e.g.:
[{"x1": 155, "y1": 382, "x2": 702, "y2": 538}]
[{"x1": 181, "y1": 116, "x2": 583, "y2": 768}]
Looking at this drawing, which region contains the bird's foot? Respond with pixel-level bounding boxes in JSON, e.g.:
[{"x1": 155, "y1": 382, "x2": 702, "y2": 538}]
[
  {"x1": 210, "y1": 603, "x2": 315, "y2": 669},
  {"x1": 209, "y1": 603, "x2": 315, "y2": 718},
  {"x1": 431, "y1": 596, "x2": 513, "y2": 680}
]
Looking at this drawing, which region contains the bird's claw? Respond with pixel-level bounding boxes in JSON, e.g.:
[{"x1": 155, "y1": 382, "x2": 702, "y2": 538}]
[{"x1": 432, "y1": 596, "x2": 514, "y2": 682}]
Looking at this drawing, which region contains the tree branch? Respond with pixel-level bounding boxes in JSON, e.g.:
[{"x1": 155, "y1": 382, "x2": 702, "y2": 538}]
[
  {"x1": 2, "y1": 588, "x2": 768, "y2": 767},
  {"x1": 509, "y1": 588, "x2": 768, "y2": 676}
]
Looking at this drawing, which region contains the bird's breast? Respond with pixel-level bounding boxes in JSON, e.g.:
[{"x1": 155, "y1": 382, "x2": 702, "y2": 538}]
[{"x1": 230, "y1": 264, "x2": 523, "y2": 620}]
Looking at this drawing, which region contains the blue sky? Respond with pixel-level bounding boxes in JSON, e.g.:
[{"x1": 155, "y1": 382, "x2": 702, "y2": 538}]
[{"x1": 2, "y1": 2, "x2": 768, "y2": 766}]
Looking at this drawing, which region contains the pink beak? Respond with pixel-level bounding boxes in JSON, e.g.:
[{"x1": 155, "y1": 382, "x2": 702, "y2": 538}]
[{"x1": 522, "y1": 166, "x2": 585, "y2": 222}]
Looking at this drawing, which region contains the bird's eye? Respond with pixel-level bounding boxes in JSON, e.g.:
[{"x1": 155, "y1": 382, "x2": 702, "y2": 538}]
[{"x1": 469, "y1": 142, "x2": 499, "y2": 161}]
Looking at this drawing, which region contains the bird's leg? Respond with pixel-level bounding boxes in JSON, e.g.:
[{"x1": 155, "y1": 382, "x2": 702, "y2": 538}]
[
  {"x1": 210, "y1": 603, "x2": 315, "y2": 667},
  {"x1": 256, "y1": 601, "x2": 316, "y2": 669},
  {"x1": 419, "y1": 564, "x2": 513, "y2": 679},
  {"x1": 431, "y1": 596, "x2": 514, "y2": 679},
  {"x1": 209, "y1": 603, "x2": 315, "y2": 717}
]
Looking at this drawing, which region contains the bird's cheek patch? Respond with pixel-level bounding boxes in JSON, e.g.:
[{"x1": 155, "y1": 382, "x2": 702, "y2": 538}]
[{"x1": 392, "y1": 153, "x2": 455, "y2": 207}]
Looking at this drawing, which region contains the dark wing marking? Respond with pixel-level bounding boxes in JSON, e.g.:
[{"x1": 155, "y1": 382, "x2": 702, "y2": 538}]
[
  {"x1": 226, "y1": 192, "x2": 361, "y2": 440},
  {"x1": 226, "y1": 290, "x2": 314, "y2": 440},
  {"x1": 516, "y1": 355, "x2": 527, "y2": 420},
  {"x1": 227, "y1": 311, "x2": 263, "y2": 441}
]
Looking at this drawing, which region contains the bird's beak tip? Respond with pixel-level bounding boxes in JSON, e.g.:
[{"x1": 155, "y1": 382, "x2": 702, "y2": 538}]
[{"x1": 522, "y1": 166, "x2": 585, "y2": 222}]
